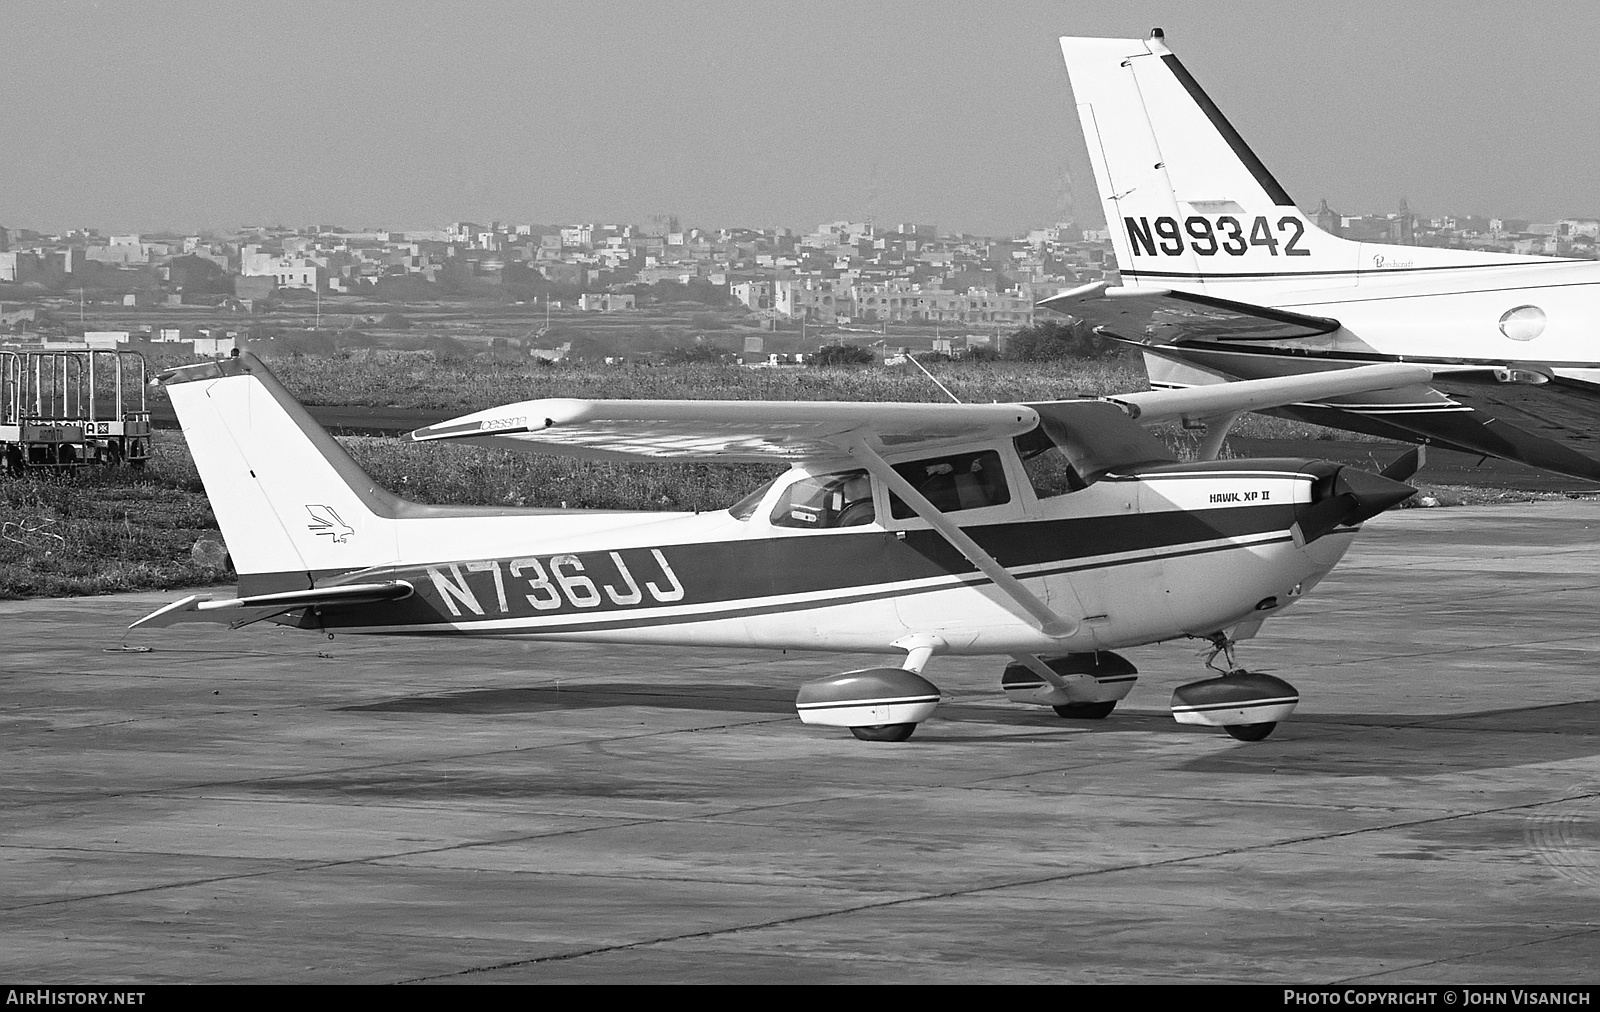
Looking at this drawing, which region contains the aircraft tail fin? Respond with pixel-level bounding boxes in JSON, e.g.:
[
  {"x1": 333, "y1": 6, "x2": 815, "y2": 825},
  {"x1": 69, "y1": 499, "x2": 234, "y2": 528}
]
[
  {"x1": 1058, "y1": 31, "x2": 1540, "y2": 287},
  {"x1": 159, "y1": 354, "x2": 401, "y2": 582}
]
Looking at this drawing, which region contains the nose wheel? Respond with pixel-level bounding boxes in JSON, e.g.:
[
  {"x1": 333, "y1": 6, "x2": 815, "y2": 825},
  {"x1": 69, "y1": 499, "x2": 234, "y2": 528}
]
[
  {"x1": 797, "y1": 666, "x2": 941, "y2": 742},
  {"x1": 1171, "y1": 634, "x2": 1299, "y2": 741}
]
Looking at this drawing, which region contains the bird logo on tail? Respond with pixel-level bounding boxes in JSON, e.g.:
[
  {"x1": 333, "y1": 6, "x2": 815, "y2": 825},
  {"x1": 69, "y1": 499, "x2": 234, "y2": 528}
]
[{"x1": 305, "y1": 504, "x2": 355, "y2": 543}]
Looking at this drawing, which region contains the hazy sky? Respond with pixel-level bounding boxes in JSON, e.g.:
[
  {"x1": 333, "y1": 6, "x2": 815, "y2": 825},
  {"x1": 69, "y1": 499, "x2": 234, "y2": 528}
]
[{"x1": 2, "y1": 0, "x2": 1595, "y2": 236}]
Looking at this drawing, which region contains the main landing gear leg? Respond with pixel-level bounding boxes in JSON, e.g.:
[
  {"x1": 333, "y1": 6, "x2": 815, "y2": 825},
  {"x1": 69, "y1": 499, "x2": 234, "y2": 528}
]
[{"x1": 1170, "y1": 633, "x2": 1300, "y2": 742}]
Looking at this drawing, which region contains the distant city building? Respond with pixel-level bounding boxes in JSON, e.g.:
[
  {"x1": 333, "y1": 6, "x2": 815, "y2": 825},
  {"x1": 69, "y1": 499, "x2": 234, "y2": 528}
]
[
  {"x1": 241, "y1": 252, "x2": 326, "y2": 291},
  {"x1": 731, "y1": 280, "x2": 772, "y2": 311},
  {"x1": 775, "y1": 277, "x2": 1032, "y2": 326},
  {"x1": 193, "y1": 335, "x2": 237, "y2": 357},
  {"x1": 84, "y1": 331, "x2": 130, "y2": 349},
  {"x1": 84, "y1": 243, "x2": 149, "y2": 266},
  {"x1": 0, "y1": 251, "x2": 42, "y2": 283},
  {"x1": 577, "y1": 293, "x2": 635, "y2": 312}
]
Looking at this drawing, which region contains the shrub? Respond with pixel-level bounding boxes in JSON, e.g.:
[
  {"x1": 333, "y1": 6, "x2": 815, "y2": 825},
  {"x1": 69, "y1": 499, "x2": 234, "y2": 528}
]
[{"x1": 810, "y1": 344, "x2": 876, "y2": 367}]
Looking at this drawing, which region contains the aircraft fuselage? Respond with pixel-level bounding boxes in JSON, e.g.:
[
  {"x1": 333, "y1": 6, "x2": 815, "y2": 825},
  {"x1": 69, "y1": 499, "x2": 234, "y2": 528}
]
[{"x1": 280, "y1": 459, "x2": 1354, "y2": 658}]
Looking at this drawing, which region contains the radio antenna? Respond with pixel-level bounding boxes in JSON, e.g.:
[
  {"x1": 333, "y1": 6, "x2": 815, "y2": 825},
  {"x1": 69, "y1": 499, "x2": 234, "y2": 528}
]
[{"x1": 905, "y1": 352, "x2": 962, "y2": 404}]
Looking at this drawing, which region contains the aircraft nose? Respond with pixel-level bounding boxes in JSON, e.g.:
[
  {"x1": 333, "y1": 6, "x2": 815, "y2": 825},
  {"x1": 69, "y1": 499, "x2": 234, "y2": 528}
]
[
  {"x1": 1334, "y1": 465, "x2": 1418, "y2": 521},
  {"x1": 1292, "y1": 465, "x2": 1417, "y2": 546}
]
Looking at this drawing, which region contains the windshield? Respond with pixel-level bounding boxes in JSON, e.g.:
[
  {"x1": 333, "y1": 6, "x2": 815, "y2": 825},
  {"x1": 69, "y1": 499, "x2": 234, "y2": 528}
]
[{"x1": 728, "y1": 477, "x2": 778, "y2": 520}]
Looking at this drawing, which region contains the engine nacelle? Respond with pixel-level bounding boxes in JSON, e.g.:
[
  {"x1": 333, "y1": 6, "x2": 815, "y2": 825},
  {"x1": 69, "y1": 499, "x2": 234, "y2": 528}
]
[
  {"x1": 795, "y1": 667, "x2": 941, "y2": 728},
  {"x1": 1001, "y1": 651, "x2": 1138, "y2": 707},
  {"x1": 1170, "y1": 671, "x2": 1298, "y2": 727}
]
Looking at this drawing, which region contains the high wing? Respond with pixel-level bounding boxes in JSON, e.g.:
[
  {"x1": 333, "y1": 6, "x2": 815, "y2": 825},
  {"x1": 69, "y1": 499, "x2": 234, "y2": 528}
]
[
  {"x1": 1429, "y1": 370, "x2": 1600, "y2": 473},
  {"x1": 1039, "y1": 281, "x2": 1341, "y2": 343},
  {"x1": 1134, "y1": 339, "x2": 1600, "y2": 480},
  {"x1": 408, "y1": 399, "x2": 1041, "y2": 461},
  {"x1": 1042, "y1": 282, "x2": 1600, "y2": 480},
  {"x1": 408, "y1": 365, "x2": 1433, "y2": 468}
]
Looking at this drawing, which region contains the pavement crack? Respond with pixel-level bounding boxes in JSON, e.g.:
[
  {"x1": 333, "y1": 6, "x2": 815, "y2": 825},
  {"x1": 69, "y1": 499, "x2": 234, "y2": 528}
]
[{"x1": 400, "y1": 791, "x2": 1600, "y2": 982}]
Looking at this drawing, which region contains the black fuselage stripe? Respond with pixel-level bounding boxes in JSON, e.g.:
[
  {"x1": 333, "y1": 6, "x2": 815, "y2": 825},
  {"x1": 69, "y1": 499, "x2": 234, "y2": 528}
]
[
  {"x1": 345, "y1": 531, "x2": 1305, "y2": 636},
  {"x1": 1144, "y1": 343, "x2": 1600, "y2": 371},
  {"x1": 1119, "y1": 261, "x2": 1584, "y2": 280}
]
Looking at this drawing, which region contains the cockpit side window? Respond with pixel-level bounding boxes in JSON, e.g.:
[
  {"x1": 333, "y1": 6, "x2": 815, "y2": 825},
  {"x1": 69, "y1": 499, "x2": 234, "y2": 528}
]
[
  {"x1": 769, "y1": 470, "x2": 876, "y2": 529},
  {"x1": 888, "y1": 449, "x2": 1011, "y2": 519},
  {"x1": 1013, "y1": 424, "x2": 1088, "y2": 500}
]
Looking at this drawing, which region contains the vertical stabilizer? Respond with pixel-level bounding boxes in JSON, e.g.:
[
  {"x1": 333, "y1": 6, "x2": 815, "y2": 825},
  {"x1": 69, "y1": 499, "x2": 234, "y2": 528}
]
[
  {"x1": 160, "y1": 355, "x2": 400, "y2": 581},
  {"x1": 1059, "y1": 31, "x2": 1541, "y2": 290},
  {"x1": 1060, "y1": 32, "x2": 1361, "y2": 287}
]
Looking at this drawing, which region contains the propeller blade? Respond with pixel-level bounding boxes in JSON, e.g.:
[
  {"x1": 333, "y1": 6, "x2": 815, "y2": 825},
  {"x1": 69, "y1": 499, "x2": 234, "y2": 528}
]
[{"x1": 1379, "y1": 445, "x2": 1427, "y2": 483}]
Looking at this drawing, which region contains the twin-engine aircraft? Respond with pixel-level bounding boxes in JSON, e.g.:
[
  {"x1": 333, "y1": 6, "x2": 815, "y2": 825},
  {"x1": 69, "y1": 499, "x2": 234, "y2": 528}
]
[
  {"x1": 133, "y1": 353, "x2": 1427, "y2": 743},
  {"x1": 1048, "y1": 31, "x2": 1600, "y2": 481}
]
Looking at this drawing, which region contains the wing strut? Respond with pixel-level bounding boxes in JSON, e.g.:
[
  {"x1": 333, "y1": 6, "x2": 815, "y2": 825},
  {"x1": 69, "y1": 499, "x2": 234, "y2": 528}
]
[
  {"x1": 845, "y1": 438, "x2": 1079, "y2": 639},
  {"x1": 1197, "y1": 411, "x2": 1242, "y2": 461}
]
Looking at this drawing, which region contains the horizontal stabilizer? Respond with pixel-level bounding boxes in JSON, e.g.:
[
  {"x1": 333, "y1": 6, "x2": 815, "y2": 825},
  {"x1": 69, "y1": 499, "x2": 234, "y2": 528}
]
[
  {"x1": 130, "y1": 581, "x2": 414, "y2": 630},
  {"x1": 1113, "y1": 363, "x2": 1435, "y2": 426}
]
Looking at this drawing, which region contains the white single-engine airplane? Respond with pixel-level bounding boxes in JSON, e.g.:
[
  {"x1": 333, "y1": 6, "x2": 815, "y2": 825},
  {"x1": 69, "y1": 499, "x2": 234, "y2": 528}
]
[
  {"x1": 133, "y1": 352, "x2": 1428, "y2": 743},
  {"x1": 1046, "y1": 31, "x2": 1600, "y2": 481}
]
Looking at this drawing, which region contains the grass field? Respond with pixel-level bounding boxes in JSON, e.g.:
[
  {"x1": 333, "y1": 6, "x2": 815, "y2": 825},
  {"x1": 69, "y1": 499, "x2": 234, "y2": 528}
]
[
  {"x1": 268, "y1": 352, "x2": 1149, "y2": 410},
  {"x1": 0, "y1": 435, "x2": 219, "y2": 599}
]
